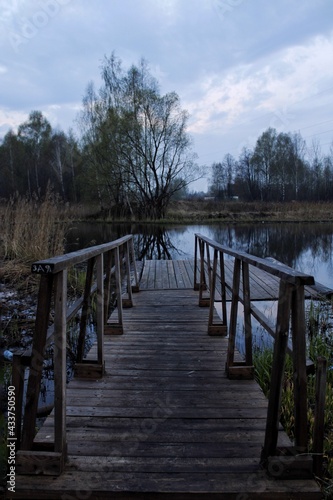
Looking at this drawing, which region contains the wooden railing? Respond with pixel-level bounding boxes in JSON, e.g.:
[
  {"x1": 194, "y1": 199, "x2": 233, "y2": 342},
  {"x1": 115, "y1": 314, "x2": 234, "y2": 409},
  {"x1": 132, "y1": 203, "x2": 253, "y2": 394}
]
[
  {"x1": 14, "y1": 235, "x2": 139, "y2": 475},
  {"x1": 194, "y1": 233, "x2": 326, "y2": 477}
]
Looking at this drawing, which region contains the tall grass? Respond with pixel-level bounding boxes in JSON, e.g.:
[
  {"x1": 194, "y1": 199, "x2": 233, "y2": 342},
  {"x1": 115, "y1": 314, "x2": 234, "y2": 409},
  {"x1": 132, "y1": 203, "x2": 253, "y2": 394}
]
[{"x1": 0, "y1": 190, "x2": 71, "y2": 265}]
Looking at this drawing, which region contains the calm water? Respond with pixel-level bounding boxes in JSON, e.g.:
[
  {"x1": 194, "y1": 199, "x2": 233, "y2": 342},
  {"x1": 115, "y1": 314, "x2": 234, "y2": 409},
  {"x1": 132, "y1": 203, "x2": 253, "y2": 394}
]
[{"x1": 67, "y1": 221, "x2": 333, "y2": 288}]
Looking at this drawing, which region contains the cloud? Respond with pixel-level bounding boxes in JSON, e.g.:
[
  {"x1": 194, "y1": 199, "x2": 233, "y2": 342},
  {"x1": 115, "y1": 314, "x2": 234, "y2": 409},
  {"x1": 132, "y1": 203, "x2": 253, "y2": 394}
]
[
  {"x1": 185, "y1": 31, "x2": 333, "y2": 137},
  {"x1": 0, "y1": 108, "x2": 28, "y2": 134}
]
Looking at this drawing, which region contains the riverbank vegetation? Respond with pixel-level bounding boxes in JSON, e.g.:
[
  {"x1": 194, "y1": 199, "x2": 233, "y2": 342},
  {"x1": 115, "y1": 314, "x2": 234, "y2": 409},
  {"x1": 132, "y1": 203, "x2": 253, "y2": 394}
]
[
  {"x1": 0, "y1": 189, "x2": 74, "y2": 288},
  {"x1": 166, "y1": 199, "x2": 333, "y2": 223}
]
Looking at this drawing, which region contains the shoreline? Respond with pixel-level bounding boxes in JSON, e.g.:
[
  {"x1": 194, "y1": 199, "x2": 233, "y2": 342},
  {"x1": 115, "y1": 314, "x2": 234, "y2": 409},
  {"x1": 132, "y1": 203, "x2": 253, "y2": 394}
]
[{"x1": 78, "y1": 200, "x2": 333, "y2": 225}]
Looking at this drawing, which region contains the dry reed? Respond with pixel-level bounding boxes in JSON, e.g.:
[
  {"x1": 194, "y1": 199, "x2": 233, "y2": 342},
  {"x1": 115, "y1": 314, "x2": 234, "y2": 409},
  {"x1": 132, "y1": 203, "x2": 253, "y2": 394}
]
[{"x1": 0, "y1": 190, "x2": 72, "y2": 265}]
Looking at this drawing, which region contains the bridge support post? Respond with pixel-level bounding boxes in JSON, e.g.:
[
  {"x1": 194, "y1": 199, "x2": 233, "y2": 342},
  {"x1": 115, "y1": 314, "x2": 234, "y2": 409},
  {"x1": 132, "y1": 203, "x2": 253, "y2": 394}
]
[
  {"x1": 261, "y1": 281, "x2": 312, "y2": 479},
  {"x1": 226, "y1": 258, "x2": 254, "y2": 379},
  {"x1": 208, "y1": 248, "x2": 227, "y2": 336}
]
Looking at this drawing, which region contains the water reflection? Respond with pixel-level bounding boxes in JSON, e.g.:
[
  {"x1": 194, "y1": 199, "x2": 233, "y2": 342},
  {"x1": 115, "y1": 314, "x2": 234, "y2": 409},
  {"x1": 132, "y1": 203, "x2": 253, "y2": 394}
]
[{"x1": 66, "y1": 222, "x2": 333, "y2": 288}]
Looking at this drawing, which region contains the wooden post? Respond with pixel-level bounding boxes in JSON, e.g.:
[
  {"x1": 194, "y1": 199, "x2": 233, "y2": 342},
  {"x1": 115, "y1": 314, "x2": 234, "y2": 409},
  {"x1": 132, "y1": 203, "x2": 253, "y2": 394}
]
[
  {"x1": 207, "y1": 249, "x2": 227, "y2": 335},
  {"x1": 21, "y1": 274, "x2": 53, "y2": 450},
  {"x1": 261, "y1": 280, "x2": 292, "y2": 462},
  {"x1": 219, "y1": 250, "x2": 227, "y2": 331},
  {"x1": 123, "y1": 240, "x2": 133, "y2": 308},
  {"x1": 291, "y1": 284, "x2": 308, "y2": 452},
  {"x1": 130, "y1": 237, "x2": 140, "y2": 292},
  {"x1": 54, "y1": 270, "x2": 67, "y2": 464},
  {"x1": 11, "y1": 353, "x2": 25, "y2": 448},
  {"x1": 194, "y1": 234, "x2": 199, "y2": 290},
  {"x1": 242, "y1": 261, "x2": 253, "y2": 367},
  {"x1": 226, "y1": 257, "x2": 241, "y2": 374},
  {"x1": 103, "y1": 250, "x2": 113, "y2": 324},
  {"x1": 227, "y1": 259, "x2": 253, "y2": 379},
  {"x1": 96, "y1": 254, "x2": 104, "y2": 365},
  {"x1": 115, "y1": 247, "x2": 123, "y2": 326},
  {"x1": 76, "y1": 257, "x2": 95, "y2": 363},
  {"x1": 105, "y1": 247, "x2": 124, "y2": 334},
  {"x1": 198, "y1": 238, "x2": 209, "y2": 306},
  {"x1": 313, "y1": 356, "x2": 327, "y2": 477},
  {"x1": 208, "y1": 248, "x2": 217, "y2": 328}
]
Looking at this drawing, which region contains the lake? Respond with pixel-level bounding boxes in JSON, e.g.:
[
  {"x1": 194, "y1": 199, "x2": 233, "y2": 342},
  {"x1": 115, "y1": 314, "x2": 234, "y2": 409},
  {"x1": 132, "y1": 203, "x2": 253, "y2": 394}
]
[{"x1": 67, "y1": 221, "x2": 333, "y2": 289}]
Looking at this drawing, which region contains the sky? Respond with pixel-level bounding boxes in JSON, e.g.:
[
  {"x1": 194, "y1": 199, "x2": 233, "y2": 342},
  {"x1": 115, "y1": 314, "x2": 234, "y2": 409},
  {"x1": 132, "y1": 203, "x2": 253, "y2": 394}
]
[{"x1": 0, "y1": 0, "x2": 333, "y2": 191}]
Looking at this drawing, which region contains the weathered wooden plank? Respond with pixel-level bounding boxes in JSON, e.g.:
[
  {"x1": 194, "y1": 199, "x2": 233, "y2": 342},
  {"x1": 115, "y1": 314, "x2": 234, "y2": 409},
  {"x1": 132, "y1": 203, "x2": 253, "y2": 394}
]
[
  {"x1": 60, "y1": 392, "x2": 268, "y2": 408},
  {"x1": 39, "y1": 416, "x2": 275, "y2": 433},
  {"x1": 36, "y1": 427, "x2": 287, "y2": 445},
  {"x1": 11, "y1": 471, "x2": 323, "y2": 499}
]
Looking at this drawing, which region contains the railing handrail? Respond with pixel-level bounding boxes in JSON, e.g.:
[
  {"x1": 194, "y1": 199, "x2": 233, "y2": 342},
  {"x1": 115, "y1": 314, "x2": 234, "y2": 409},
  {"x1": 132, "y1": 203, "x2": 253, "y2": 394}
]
[
  {"x1": 195, "y1": 233, "x2": 314, "y2": 285},
  {"x1": 31, "y1": 234, "x2": 133, "y2": 274},
  {"x1": 14, "y1": 234, "x2": 139, "y2": 476},
  {"x1": 193, "y1": 233, "x2": 316, "y2": 474}
]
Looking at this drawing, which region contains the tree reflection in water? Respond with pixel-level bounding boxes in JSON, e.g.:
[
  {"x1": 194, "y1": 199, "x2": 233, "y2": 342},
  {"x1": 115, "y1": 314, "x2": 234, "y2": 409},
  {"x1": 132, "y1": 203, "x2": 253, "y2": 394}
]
[{"x1": 67, "y1": 221, "x2": 333, "y2": 288}]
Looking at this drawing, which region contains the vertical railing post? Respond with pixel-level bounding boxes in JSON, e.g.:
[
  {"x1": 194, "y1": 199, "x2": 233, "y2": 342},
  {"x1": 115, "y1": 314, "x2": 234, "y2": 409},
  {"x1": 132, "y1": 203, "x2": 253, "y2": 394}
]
[
  {"x1": 226, "y1": 257, "x2": 241, "y2": 374},
  {"x1": 115, "y1": 247, "x2": 123, "y2": 327},
  {"x1": 103, "y1": 250, "x2": 113, "y2": 324},
  {"x1": 76, "y1": 257, "x2": 95, "y2": 363},
  {"x1": 291, "y1": 283, "x2": 308, "y2": 452},
  {"x1": 11, "y1": 353, "x2": 25, "y2": 448},
  {"x1": 103, "y1": 244, "x2": 127, "y2": 335},
  {"x1": 219, "y1": 250, "x2": 227, "y2": 330},
  {"x1": 194, "y1": 234, "x2": 199, "y2": 290},
  {"x1": 123, "y1": 240, "x2": 133, "y2": 308},
  {"x1": 261, "y1": 280, "x2": 292, "y2": 462},
  {"x1": 105, "y1": 246, "x2": 124, "y2": 334},
  {"x1": 208, "y1": 249, "x2": 217, "y2": 327},
  {"x1": 96, "y1": 254, "x2": 104, "y2": 366},
  {"x1": 207, "y1": 249, "x2": 227, "y2": 336},
  {"x1": 198, "y1": 238, "x2": 209, "y2": 306},
  {"x1": 130, "y1": 237, "x2": 140, "y2": 292},
  {"x1": 21, "y1": 274, "x2": 53, "y2": 450},
  {"x1": 242, "y1": 261, "x2": 253, "y2": 368},
  {"x1": 53, "y1": 269, "x2": 67, "y2": 465},
  {"x1": 198, "y1": 237, "x2": 204, "y2": 303},
  {"x1": 313, "y1": 356, "x2": 327, "y2": 477}
]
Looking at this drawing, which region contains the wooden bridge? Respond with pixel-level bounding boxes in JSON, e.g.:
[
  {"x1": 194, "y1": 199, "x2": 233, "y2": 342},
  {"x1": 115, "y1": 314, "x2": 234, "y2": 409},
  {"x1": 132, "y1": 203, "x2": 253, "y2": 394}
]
[{"x1": 6, "y1": 234, "x2": 326, "y2": 499}]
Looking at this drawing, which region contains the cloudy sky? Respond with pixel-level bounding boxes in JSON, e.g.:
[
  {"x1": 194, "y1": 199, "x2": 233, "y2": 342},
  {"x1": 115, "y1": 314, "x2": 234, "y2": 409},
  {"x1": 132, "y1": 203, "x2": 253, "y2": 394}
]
[{"x1": 0, "y1": 0, "x2": 333, "y2": 190}]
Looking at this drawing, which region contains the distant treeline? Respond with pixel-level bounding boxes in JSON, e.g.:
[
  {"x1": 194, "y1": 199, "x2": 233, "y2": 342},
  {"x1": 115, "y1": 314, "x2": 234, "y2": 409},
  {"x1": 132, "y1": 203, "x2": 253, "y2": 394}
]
[{"x1": 208, "y1": 127, "x2": 333, "y2": 202}]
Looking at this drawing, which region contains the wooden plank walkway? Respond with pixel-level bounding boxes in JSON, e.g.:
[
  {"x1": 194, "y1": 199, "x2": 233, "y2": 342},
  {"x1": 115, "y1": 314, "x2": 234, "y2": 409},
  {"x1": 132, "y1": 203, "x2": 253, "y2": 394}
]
[
  {"x1": 140, "y1": 259, "x2": 333, "y2": 300},
  {"x1": 10, "y1": 261, "x2": 323, "y2": 499}
]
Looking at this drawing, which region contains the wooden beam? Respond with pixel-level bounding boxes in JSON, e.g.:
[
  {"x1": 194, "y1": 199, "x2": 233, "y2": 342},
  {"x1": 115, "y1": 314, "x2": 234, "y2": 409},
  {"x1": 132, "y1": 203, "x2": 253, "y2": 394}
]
[
  {"x1": 291, "y1": 284, "x2": 308, "y2": 452},
  {"x1": 313, "y1": 356, "x2": 327, "y2": 477},
  {"x1": 53, "y1": 270, "x2": 67, "y2": 464},
  {"x1": 261, "y1": 281, "x2": 292, "y2": 462},
  {"x1": 21, "y1": 274, "x2": 53, "y2": 450},
  {"x1": 226, "y1": 257, "x2": 241, "y2": 373},
  {"x1": 76, "y1": 257, "x2": 95, "y2": 363}
]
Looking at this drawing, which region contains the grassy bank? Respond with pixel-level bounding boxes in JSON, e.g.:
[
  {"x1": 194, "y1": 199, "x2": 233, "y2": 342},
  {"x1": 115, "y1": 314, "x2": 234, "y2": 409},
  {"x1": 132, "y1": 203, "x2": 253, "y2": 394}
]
[{"x1": 165, "y1": 200, "x2": 333, "y2": 223}]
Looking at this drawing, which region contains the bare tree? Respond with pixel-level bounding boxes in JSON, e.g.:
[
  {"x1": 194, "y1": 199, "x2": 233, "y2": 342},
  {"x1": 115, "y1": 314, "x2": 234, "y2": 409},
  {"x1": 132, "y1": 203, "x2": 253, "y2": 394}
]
[{"x1": 79, "y1": 53, "x2": 200, "y2": 219}]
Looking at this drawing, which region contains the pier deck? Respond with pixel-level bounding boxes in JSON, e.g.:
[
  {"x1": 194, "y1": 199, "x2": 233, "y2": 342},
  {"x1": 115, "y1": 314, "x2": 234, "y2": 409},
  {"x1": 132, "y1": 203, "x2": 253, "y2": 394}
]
[{"x1": 10, "y1": 260, "x2": 323, "y2": 499}]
